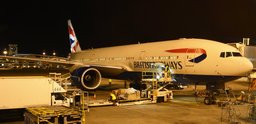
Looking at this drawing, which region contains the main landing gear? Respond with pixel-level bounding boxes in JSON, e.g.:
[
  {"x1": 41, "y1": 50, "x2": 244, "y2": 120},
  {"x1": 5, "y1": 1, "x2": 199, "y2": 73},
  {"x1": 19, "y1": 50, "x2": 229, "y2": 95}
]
[{"x1": 194, "y1": 82, "x2": 224, "y2": 105}]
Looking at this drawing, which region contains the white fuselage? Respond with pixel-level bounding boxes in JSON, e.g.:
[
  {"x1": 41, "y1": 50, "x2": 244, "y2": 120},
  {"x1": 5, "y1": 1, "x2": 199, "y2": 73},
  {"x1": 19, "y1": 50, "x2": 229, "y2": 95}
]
[{"x1": 70, "y1": 38, "x2": 253, "y2": 82}]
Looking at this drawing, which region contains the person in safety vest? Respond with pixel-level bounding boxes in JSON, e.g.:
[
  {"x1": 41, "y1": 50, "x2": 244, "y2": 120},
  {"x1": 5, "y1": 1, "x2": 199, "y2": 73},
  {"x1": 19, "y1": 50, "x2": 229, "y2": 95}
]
[
  {"x1": 109, "y1": 92, "x2": 118, "y2": 105},
  {"x1": 109, "y1": 79, "x2": 112, "y2": 85}
]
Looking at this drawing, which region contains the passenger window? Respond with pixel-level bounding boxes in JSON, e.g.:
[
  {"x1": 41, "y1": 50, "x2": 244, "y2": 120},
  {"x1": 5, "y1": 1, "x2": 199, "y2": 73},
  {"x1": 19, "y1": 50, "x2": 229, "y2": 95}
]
[
  {"x1": 220, "y1": 52, "x2": 225, "y2": 58},
  {"x1": 232, "y1": 52, "x2": 242, "y2": 57},
  {"x1": 226, "y1": 52, "x2": 232, "y2": 57}
]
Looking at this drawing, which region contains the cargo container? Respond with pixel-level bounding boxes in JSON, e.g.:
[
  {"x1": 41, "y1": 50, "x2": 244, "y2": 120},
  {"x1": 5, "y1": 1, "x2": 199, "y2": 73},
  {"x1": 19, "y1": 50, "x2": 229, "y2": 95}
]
[{"x1": 0, "y1": 76, "x2": 70, "y2": 110}]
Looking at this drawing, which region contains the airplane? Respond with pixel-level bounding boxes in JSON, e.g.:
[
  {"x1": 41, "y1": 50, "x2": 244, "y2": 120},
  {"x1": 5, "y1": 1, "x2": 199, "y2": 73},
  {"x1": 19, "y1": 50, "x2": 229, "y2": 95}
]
[{"x1": 0, "y1": 20, "x2": 253, "y2": 104}]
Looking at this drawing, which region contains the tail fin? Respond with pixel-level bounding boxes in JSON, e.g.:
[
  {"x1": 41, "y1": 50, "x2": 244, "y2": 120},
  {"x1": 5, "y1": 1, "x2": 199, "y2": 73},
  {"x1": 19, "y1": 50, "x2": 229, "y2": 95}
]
[{"x1": 68, "y1": 19, "x2": 81, "y2": 53}]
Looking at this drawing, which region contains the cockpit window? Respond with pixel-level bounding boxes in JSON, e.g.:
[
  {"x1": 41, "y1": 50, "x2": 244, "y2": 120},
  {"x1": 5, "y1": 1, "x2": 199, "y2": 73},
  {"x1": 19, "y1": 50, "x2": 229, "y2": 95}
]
[
  {"x1": 220, "y1": 52, "x2": 225, "y2": 58},
  {"x1": 226, "y1": 52, "x2": 232, "y2": 57},
  {"x1": 220, "y1": 51, "x2": 242, "y2": 58},
  {"x1": 232, "y1": 52, "x2": 242, "y2": 57}
]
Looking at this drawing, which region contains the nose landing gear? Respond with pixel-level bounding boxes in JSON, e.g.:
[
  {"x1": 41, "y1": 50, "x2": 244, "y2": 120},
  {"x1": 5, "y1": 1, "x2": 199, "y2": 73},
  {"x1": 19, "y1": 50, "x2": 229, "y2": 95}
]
[
  {"x1": 194, "y1": 82, "x2": 224, "y2": 105},
  {"x1": 204, "y1": 91, "x2": 217, "y2": 105}
]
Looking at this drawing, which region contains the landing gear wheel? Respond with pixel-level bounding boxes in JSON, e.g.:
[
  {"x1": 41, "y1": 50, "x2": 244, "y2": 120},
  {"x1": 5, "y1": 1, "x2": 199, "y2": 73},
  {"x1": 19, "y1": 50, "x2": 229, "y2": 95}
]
[{"x1": 204, "y1": 97, "x2": 212, "y2": 105}]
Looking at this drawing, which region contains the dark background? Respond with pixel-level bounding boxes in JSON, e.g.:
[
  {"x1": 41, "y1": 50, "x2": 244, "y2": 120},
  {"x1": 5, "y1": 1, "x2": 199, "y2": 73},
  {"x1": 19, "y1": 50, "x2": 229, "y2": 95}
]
[{"x1": 1, "y1": 0, "x2": 256, "y2": 57}]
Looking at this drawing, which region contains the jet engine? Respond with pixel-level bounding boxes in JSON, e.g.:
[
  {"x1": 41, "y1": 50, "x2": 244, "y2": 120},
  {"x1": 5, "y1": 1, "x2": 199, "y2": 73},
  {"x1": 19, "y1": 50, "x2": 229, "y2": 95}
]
[{"x1": 71, "y1": 67, "x2": 102, "y2": 90}]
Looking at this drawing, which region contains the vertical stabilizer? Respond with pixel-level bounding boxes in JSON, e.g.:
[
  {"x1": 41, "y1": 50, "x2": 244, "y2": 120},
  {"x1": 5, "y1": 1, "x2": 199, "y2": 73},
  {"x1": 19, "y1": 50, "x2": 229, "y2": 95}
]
[{"x1": 68, "y1": 19, "x2": 82, "y2": 53}]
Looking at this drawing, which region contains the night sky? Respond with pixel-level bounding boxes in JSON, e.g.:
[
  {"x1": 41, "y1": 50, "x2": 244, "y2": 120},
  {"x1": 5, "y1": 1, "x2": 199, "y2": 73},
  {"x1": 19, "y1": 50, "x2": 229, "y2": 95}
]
[{"x1": 1, "y1": 0, "x2": 256, "y2": 57}]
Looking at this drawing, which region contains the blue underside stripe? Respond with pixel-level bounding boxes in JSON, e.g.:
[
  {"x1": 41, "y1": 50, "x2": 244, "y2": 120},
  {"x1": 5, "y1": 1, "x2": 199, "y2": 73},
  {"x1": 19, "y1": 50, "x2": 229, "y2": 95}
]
[{"x1": 189, "y1": 54, "x2": 207, "y2": 63}]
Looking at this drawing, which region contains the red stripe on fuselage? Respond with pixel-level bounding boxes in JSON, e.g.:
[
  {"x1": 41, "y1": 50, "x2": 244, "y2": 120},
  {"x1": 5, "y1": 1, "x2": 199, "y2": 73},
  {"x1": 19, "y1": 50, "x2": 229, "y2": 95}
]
[
  {"x1": 197, "y1": 49, "x2": 206, "y2": 54},
  {"x1": 166, "y1": 48, "x2": 206, "y2": 54}
]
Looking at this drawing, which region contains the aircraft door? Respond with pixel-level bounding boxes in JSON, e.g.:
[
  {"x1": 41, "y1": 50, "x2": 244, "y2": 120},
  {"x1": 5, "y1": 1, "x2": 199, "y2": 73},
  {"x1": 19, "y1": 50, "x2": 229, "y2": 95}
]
[
  {"x1": 185, "y1": 48, "x2": 196, "y2": 67},
  {"x1": 139, "y1": 50, "x2": 146, "y2": 60},
  {"x1": 216, "y1": 52, "x2": 226, "y2": 76}
]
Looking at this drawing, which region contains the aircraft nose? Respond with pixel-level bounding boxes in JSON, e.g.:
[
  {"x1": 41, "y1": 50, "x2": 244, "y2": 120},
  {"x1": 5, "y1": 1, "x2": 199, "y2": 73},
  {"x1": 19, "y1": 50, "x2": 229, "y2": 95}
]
[{"x1": 243, "y1": 59, "x2": 253, "y2": 75}]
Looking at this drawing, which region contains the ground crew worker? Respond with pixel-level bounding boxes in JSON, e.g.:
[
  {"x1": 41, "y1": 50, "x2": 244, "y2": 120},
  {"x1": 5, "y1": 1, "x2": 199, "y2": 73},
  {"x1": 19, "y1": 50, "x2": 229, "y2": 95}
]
[
  {"x1": 109, "y1": 92, "x2": 118, "y2": 105},
  {"x1": 237, "y1": 91, "x2": 246, "y2": 102},
  {"x1": 164, "y1": 65, "x2": 171, "y2": 82},
  {"x1": 109, "y1": 92, "x2": 116, "y2": 101},
  {"x1": 109, "y1": 79, "x2": 112, "y2": 85}
]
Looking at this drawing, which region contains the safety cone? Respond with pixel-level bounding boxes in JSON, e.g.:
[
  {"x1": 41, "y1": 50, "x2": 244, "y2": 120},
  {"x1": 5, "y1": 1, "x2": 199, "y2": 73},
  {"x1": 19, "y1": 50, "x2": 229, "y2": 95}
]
[{"x1": 93, "y1": 94, "x2": 96, "y2": 99}]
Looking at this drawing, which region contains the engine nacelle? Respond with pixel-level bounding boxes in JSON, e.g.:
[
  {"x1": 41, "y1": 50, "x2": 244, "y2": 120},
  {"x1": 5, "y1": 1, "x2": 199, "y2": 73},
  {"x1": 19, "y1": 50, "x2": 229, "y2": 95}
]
[{"x1": 71, "y1": 67, "x2": 102, "y2": 90}]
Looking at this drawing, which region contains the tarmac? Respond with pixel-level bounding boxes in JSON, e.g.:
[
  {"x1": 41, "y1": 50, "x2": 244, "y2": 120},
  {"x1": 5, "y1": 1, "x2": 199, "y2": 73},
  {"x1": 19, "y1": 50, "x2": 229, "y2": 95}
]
[
  {"x1": 1, "y1": 75, "x2": 256, "y2": 124},
  {"x1": 84, "y1": 78, "x2": 256, "y2": 124}
]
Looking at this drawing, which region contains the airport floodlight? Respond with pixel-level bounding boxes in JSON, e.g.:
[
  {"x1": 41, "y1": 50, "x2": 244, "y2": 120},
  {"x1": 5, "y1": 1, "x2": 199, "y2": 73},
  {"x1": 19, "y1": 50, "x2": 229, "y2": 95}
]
[
  {"x1": 53, "y1": 51, "x2": 56, "y2": 56},
  {"x1": 3, "y1": 49, "x2": 8, "y2": 55},
  {"x1": 42, "y1": 51, "x2": 46, "y2": 55}
]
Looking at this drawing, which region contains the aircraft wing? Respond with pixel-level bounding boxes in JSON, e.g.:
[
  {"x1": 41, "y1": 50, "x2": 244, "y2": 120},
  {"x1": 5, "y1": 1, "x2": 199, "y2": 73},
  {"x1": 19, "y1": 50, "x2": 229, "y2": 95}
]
[
  {"x1": 0, "y1": 55, "x2": 130, "y2": 74},
  {"x1": 0, "y1": 55, "x2": 84, "y2": 66}
]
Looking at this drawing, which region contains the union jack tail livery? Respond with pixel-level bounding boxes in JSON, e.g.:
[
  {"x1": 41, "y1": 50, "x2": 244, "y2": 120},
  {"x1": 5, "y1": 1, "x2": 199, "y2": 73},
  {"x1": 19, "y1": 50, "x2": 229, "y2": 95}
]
[{"x1": 68, "y1": 19, "x2": 81, "y2": 53}]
